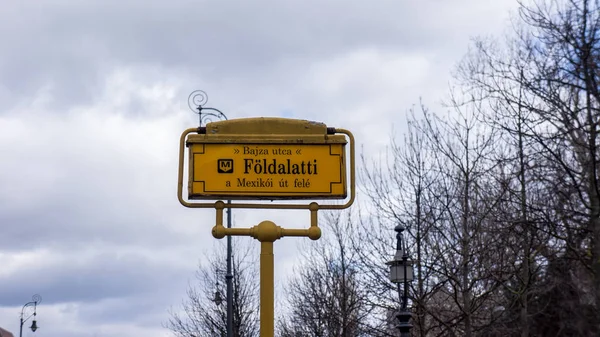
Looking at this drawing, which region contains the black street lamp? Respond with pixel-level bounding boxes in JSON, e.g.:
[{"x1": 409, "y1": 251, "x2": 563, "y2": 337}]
[
  {"x1": 19, "y1": 294, "x2": 41, "y2": 337},
  {"x1": 188, "y1": 90, "x2": 233, "y2": 337},
  {"x1": 386, "y1": 225, "x2": 413, "y2": 337}
]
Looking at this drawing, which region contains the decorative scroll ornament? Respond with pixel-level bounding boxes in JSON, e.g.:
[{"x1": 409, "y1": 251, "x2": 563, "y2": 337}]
[{"x1": 188, "y1": 90, "x2": 227, "y2": 126}]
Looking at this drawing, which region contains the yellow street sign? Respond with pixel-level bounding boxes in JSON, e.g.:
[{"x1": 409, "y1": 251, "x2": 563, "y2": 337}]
[
  {"x1": 179, "y1": 117, "x2": 355, "y2": 206},
  {"x1": 178, "y1": 116, "x2": 356, "y2": 337},
  {"x1": 188, "y1": 143, "x2": 346, "y2": 199}
]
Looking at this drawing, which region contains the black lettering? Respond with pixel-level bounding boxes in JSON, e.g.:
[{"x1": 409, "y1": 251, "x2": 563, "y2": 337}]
[
  {"x1": 267, "y1": 161, "x2": 277, "y2": 174},
  {"x1": 244, "y1": 159, "x2": 253, "y2": 173},
  {"x1": 242, "y1": 158, "x2": 319, "y2": 175},
  {"x1": 236, "y1": 177, "x2": 273, "y2": 188},
  {"x1": 243, "y1": 146, "x2": 269, "y2": 157},
  {"x1": 253, "y1": 160, "x2": 264, "y2": 174},
  {"x1": 294, "y1": 178, "x2": 311, "y2": 188},
  {"x1": 279, "y1": 178, "x2": 288, "y2": 187}
]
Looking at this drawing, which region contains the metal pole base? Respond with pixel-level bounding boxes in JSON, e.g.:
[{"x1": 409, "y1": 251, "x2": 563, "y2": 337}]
[{"x1": 396, "y1": 310, "x2": 412, "y2": 337}]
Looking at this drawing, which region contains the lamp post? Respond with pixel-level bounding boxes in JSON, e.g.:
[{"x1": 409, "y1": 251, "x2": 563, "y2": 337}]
[
  {"x1": 386, "y1": 225, "x2": 413, "y2": 337},
  {"x1": 211, "y1": 269, "x2": 227, "y2": 337},
  {"x1": 188, "y1": 91, "x2": 233, "y2": 337},
  {"x1": 19, "y1": 294, "x2": 41, "y2": 337},
  {"x1": 213, "y1": 269, "x2": 224, "y2": 306}
]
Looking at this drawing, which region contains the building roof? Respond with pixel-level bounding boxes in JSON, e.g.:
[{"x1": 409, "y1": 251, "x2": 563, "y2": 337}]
[{"x1": 0, "y1": 327, "x2": 15, "y2": 337}]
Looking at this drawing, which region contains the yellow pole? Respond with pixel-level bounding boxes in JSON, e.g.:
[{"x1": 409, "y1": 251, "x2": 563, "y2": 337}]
[
  {"x1": 216, "y1": 220, "x2": 315, "y2": 336},
  {"x1": 260, "y1": 241, "x2": 274, "y2": 337}
]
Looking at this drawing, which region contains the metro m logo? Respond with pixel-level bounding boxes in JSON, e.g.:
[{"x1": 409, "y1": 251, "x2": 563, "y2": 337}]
[{"x1": 217, "y1": 159, "x2": 234, "y2": 173}]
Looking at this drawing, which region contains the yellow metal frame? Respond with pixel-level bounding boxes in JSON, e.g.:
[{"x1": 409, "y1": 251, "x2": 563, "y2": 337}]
[
  {"x1": 177, "y1": 124, "x2": 356, "y2": 212},
  {"x1": 176, "y1": 118, "x2": 355, "y2": 337},
  {"x1": 211, "y1": 202, "x2": 323, "y2": 337}
]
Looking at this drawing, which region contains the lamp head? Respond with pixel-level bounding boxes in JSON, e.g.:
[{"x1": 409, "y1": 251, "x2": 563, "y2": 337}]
[
  {"x1": 387, "y1": 259, "x2": 414, "y2": 283},
  {"x1": 30, "y1": 319, "x2": 38, "y2": 332},
  {"x1": 394, "y1": 224, "x2": 405, "y2": 233},
  {"x1": 387, "y1": 223, "x2": 414, "y2": 283}
]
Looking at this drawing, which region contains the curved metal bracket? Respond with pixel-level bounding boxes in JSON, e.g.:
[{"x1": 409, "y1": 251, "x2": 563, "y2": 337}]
[
  {"x1": 20, "y1": 294, "x2": 41, "y2": 324},
  {"x1": 188, "y1": 90, "x2": 228, "y2": 127}
]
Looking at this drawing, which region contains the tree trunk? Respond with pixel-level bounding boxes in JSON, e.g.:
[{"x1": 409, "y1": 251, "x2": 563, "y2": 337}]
[
  {"x1": 517, "y1": 89, "x2": 530, "y2": 337},
  {"x1": 462, "y1": 144, "x2": 473, "y2": 337}
]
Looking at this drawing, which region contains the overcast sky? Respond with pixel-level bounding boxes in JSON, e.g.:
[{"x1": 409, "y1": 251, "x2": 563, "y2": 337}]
[{"x1": 1, "y1": 1, "x2": 520, "y2": 336}]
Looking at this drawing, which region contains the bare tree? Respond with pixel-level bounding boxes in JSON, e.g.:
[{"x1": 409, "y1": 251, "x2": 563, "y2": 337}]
[
  {"x1": 359, "y1": 106, "x2": 442, "y2": 336},
  {"x1": 166, "y1": 241, "x2": 259, "y2": 337},
  {"x1": 420, "y1": 94, "x2": 512, "y2": 337},
  {"x1": 278, "y1": 211, "x2": 371, "y2": 337},
  {"x1": 456, "y1": 0, "x2": 600, "y2": 333},
  {"x1": 457, "y1": 46, "x2": 551, "y2": 336},
  {"x1": 358, "y1": 95, "x2": 511, "y2": 337}
]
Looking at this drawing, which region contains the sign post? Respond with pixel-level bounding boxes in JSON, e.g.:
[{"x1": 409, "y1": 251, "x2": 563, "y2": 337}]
[{"x1": 178, "y1": 117, "x2": 355, "y2": 337}]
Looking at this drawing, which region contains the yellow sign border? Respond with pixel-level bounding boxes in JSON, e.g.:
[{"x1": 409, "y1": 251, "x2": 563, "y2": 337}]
[
  {"x1": 188, "y1": 142, "x2": 347, "y2": 200},
  {"x1": 177, "y1": 121, "x2": 355, "y2": 210}
]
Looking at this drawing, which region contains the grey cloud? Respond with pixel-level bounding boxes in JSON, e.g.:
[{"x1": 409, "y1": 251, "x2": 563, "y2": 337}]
[
  {"x1": 0, "y1": 0, "x2": 488, "y2": 111},
  {"x1": 0, "y1": 199, "x2": 187, "y2": 252},
  {"x1": 0, "y1": 155, "x2": 187, "y2": 252},
  {"x1": 0, "y1": 250, "x2": 190, "y2": 308}
]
